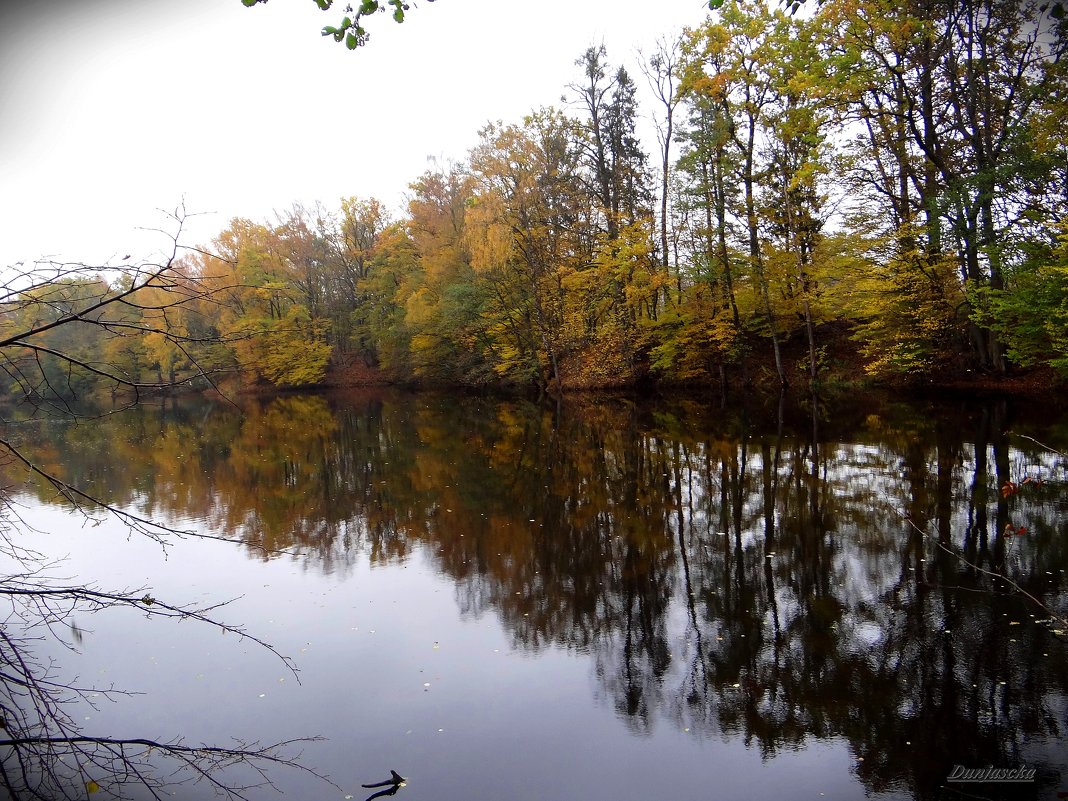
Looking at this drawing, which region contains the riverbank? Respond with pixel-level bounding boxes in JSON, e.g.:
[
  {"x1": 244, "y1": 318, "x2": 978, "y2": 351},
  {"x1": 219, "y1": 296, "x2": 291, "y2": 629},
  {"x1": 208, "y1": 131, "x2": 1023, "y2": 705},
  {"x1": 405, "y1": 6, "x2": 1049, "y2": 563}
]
[{"x1": 312, "y1": 321, "x2": 1066, "y2": 399}]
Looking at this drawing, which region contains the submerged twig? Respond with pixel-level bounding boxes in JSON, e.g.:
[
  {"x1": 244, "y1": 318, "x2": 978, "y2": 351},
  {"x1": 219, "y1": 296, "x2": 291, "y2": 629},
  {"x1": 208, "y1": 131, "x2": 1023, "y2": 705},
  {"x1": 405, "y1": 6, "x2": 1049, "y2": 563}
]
[{"x1": 902, "y1": 514, "x2": 1068, "y2": 631}]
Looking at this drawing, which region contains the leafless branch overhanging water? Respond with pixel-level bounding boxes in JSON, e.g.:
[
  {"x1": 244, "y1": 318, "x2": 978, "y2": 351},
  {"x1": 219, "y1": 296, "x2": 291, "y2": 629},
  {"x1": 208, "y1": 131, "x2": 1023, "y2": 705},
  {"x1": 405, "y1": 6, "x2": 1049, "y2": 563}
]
[{"x1": 0, "y1": 206, "x2": 331, "y2": 799}]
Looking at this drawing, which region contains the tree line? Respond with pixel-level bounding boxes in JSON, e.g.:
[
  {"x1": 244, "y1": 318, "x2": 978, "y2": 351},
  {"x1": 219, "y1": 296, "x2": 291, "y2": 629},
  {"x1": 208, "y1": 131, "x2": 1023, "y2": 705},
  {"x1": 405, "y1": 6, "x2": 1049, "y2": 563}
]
[{"x1": 5, "y1": 0, "x2": 1067, "y2": 399}]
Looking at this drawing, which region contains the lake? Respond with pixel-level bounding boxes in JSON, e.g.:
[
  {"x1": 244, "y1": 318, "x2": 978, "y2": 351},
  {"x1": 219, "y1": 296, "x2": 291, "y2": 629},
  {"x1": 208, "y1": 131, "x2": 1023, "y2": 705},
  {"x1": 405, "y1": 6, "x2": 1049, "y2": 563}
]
[{"x1": 2, "y1": 389, "x2": 1066, "y2": 800}]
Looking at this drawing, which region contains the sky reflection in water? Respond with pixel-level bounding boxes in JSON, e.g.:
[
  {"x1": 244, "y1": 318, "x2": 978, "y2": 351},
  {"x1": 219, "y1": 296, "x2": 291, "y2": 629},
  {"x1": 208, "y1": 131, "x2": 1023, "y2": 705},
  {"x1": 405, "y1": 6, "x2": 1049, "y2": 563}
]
[{"x1": 6, "y1": 390, "x2": 1068, "y2": 801}]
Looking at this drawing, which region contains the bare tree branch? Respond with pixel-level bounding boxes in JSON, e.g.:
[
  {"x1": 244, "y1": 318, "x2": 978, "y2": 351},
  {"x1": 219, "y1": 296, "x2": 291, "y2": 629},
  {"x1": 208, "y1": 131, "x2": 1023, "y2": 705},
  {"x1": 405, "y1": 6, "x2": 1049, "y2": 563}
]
[{"x1": 0, "y1": 207, "x2": 332, "y2": 799}]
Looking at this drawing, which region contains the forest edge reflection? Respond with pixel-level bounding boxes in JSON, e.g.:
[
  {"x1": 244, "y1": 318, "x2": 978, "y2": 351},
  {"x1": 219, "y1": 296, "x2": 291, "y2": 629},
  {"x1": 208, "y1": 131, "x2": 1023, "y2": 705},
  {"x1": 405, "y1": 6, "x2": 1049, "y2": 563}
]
[{"x1": 4, "y1": 388, "x2": 1067, "y2": 801}]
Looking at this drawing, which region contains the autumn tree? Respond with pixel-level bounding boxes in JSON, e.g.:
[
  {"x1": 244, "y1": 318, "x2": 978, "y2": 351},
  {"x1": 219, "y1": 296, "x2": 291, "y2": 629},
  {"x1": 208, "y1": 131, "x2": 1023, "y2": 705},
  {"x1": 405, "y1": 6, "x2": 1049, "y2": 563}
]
[
  {"x1": 468, "y1": 112, "x2": 586, "y2": 389},
  {"x1": 756, "y1": 12, "x2": 832, "y2": 385},
  {"x1": 359, "y1": 222, "x2": 422, "y2": 378},
  {"x1": 657, "y1": 66, "x2": 747, "y2": 387},
  {"x1": 335, "y1": 196, "x2": 390, "y2": 359},
  {"x1": 679, "y1": 0, "x2": 798, "y2": 386},
  {"x1": 822, "y1": 0, "x2": 1068, "y2": 375},
  {"x1": 207, "y1": 217, "x2": 332, "y2": 387},
  {"x1": 573, "y1": 46, "x2": 655, "y2": 243},
  {"x1": 403, "y1": 164, "x2": 496, "y2": 385},
  {"x1": 569, "y1": 47, "x2": 661, "y2": 383},
  {"x1": 641, "y1": 35, "x2": 685, "y2": 286}
]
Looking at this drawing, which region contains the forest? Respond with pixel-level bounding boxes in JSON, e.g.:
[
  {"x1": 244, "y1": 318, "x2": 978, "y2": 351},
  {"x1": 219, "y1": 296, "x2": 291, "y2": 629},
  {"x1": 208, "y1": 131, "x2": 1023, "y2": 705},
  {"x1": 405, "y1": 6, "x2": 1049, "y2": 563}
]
[{"x1": 4, "y1": 0, "x2": 1067, "y2": 398}]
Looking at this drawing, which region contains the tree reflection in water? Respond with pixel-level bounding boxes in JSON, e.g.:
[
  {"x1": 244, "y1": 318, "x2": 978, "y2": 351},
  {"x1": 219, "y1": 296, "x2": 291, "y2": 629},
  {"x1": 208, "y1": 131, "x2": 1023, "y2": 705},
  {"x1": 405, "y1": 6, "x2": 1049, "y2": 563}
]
[{"x1": 6, "y1": 389, "x2": 1067, "y2": 800}]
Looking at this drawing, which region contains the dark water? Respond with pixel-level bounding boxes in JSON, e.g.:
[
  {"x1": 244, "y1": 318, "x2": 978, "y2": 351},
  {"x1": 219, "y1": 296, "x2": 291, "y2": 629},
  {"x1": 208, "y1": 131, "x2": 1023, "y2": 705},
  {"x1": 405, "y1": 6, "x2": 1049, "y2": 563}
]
[{"x1": 3, "y1": 389, "x2": 1067, "y2": 800}]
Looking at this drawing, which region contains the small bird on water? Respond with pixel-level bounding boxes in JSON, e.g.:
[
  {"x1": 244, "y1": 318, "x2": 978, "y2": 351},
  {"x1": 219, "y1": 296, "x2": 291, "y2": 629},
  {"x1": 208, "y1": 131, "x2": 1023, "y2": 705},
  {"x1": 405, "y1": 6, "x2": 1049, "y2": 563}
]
[
  {"x1": 362, "y1": 770, "x2": 406, "y2": 800},
  {"x1": 362, "y1": 770, "x2": 405, "y2": 788}
]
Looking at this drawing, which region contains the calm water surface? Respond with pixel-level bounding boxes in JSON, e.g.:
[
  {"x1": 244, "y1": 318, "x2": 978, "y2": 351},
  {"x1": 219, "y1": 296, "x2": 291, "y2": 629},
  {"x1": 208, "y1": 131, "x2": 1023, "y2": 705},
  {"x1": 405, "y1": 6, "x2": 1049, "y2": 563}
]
[{"x1": 4, "y1": 390, "x2": 1067, "y2": 801}]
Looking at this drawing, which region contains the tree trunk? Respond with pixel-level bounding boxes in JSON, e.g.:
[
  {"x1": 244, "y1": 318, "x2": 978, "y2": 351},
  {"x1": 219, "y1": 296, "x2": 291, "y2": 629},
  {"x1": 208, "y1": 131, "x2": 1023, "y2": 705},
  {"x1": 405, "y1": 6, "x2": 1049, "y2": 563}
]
[{"x1": 741, "y1": 115, "x2": 786, "y2": 387}]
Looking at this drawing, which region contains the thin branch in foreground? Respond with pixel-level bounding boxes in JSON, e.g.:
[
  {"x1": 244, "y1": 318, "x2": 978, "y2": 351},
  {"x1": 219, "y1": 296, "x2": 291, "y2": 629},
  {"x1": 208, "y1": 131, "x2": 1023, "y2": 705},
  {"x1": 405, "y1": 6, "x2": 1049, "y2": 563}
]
[
  {"x1": 1007, "y1": 431, "x2": 1068, "y2": 459},
  {"x1": 0, "y1": 734, "x2": 334, "y2": 801},
  {"x1": 0, "y1": 436, "x2": 299, "y2": 557},
  {"x1": 0, "y1": 580, "x2": 300, "y2": 681},
  {"x1": 0, "y1": 204, "x2": 338, "y2": 800},
  {"x1": 0, "y1": 522, "x2": 327, "y2": 799},
  {"x1": 902, "y1": 514, "x2": 1068, "y2": 631}
]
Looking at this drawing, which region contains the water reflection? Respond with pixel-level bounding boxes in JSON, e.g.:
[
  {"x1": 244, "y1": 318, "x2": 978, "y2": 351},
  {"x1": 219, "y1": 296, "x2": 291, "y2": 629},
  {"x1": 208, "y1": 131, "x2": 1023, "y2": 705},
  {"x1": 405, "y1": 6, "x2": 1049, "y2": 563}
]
[{"x1": 5, "y1": 390, "x2": 1067, "y2": 800}]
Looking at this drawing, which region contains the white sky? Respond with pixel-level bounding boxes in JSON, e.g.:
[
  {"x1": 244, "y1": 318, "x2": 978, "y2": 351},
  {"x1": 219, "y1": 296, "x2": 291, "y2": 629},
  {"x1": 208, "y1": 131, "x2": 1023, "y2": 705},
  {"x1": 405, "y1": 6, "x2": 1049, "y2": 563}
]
[{"x1": 0, "y1": 0, "x2": 710, "y2": 268}]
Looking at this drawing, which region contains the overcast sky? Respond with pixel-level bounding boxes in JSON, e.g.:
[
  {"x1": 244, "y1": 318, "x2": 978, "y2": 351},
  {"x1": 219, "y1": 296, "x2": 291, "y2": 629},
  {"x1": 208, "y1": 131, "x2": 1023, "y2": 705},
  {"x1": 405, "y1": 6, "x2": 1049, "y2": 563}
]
[{"x1": 0, "y1": 0, "x2": 710, "y2": 268}]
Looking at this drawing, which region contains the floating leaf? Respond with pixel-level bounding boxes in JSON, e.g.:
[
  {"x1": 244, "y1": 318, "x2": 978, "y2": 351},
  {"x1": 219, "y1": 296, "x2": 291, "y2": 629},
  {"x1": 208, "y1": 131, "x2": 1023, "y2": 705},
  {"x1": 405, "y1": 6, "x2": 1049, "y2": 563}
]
[{"x1": 86, "y1": 780, "x2": 101, "y2": 794}]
